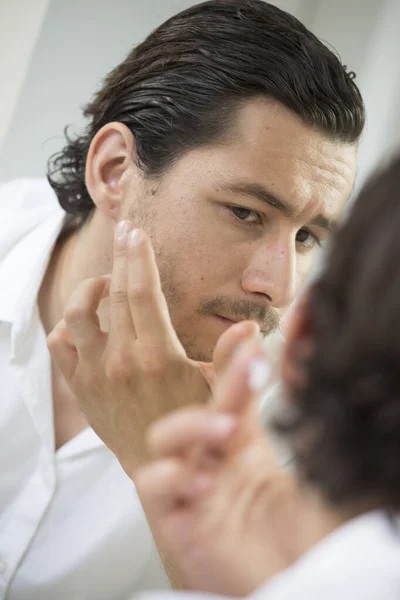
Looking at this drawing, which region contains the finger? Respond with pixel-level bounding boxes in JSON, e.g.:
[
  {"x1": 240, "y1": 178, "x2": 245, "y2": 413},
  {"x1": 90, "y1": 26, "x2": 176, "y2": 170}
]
[
  {"x1": 197, "y1": 321, "x2": 260, "y2": 389},
  {"x1": 126, "y1": 229, "x2": 183, "y2": 351},
  {"x1": 213, "y1": 320, "x2": 260, "y2": 375},
  {"x1": 109, "y1": 221, "x2": 136, "y2": 343},
  {"x1": 213, "y1": 339, "x2": 271, "y2": 415},
  {"x1": 63, "y1": 276, "x2": 109, "y2": 358},
  {"x1": 134, "y1": 459, "x2": 214, "y2": 517},
  {"x1": 47, "y1": 318, "x2": 78, "y2": 380},
  {"x1": 147, "y1": 408, "x2": 237, "y2": 459}
]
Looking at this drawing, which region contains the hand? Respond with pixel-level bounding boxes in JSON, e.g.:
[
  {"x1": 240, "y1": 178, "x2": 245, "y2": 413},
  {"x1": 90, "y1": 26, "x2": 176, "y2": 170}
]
[
  {"x1": 47, "y1": 221, "x2": 258, "y2": 473},
  {"x1": 134, "y1": 340, "x2": 301, "y2": 596}
]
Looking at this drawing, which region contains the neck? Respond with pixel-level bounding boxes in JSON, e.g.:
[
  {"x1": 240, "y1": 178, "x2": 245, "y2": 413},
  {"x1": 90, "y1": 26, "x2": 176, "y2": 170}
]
[
  {"x1": 38, "y1": 229, "x2": 78, "y2": 335},
  {"x1": 294, "y1": 485, "x2": 377, "y2": 559},
  {"x1": 38, "y1": 211, "x2": 114, "y2": 335}
]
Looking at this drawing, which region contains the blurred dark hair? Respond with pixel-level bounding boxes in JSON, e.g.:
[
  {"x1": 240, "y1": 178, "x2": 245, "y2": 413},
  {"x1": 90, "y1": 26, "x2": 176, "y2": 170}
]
[
  {"x1": 288, "y1": 156, "x2": 400, "y2": 513},
  {"x1": 47, "y1": 0, "x2": 365, "y2": 231}
]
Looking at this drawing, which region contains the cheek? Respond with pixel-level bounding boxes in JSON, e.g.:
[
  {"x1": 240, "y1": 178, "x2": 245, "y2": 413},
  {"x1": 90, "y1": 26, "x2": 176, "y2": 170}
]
[
  {"x1": 152, "y1": 201, "x2": 249, "y2": 299},
  {"x1": 158, "y1": 236, "x2": 243, "y2": 311}
]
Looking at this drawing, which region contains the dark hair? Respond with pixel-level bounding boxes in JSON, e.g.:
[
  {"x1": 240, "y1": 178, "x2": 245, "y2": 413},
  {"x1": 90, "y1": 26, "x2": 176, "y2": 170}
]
[
  {"x1": 289, "y1": 156, "x2": 400, "y2": 513},
  {"x1": 47, "y1": 0, "x2": 365, "y2": 229}
]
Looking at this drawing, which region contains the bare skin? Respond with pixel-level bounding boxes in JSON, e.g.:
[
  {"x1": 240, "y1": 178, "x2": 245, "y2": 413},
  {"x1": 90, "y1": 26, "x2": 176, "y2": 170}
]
[
  {"x1": 47, "y1": 224, "x2": 261, "y2": 470},
  {"x1": 48, "y1": 229, "x2": 347, "y2": 591},
  {"x1": 133, "y1": 339, "x2": 349, "y2": 595},
  {"x1": 46, "y1": 99, "x2": 357, "y2": 586},
  {"x1": 47, "y1": 226, "x2": 261, "y2": 588},
  {"x1": 42, "y1": 98, "x2": 356, "y2": 449}
]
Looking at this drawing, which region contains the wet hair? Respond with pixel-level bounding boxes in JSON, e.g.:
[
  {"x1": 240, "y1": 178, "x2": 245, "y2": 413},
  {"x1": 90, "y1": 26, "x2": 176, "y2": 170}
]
[
  {"x1": 47, "y1": 0, "x2": 364, "y2": 231},
  {"x1": 289, "y1": 156, "x2": 400, "y2": 513}
]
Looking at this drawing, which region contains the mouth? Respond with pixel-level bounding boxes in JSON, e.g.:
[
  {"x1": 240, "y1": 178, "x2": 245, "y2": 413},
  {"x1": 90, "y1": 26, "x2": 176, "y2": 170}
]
[
  {"x1": 213, "y1": 314, "x2": 267, "y2": 336},
  {"x1": 214, "y1": 315, "x2": 237, "y2": 326}
]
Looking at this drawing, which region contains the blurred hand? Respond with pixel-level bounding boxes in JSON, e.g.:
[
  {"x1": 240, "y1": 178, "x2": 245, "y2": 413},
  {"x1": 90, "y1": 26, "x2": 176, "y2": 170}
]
[{"x1": 134, "y1": 340, "x2": 301, "y2": 596}]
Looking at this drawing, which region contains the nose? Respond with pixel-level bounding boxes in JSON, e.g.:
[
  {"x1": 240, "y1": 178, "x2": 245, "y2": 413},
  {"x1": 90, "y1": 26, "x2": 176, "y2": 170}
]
[{"x1": 241, "y1": 236, "x2": 297, "y2": 309}]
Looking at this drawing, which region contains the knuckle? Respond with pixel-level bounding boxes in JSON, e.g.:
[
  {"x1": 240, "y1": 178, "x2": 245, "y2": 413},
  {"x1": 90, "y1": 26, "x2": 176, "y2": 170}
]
[
  {"x1": 138, "y1": 347, "x2": 167, "y2": 376},
  {"x1": 128, "y1": 285, "x2": 164, "y2": 306},
  {"x1": 63, "y1": 303, "x2": 85, "y2": 326},
  {"x1": 105, "y1": 350, "x2": 134, "y2": 383},
  {"x1": 128, "y1": 283, "x2": 151, "y2": 303},
  {"x1": 110, "y1": 286, "x2": 128, "y2": 305},
  {"x1": 160, "y1": 459, "x2": 181, "y2": 481},
  {"x1": 63, "y1": 278, "x2": 101, "y2": 325},
  {"x1": 46, "y1": 327, "x2": 64, "y2": 350}
]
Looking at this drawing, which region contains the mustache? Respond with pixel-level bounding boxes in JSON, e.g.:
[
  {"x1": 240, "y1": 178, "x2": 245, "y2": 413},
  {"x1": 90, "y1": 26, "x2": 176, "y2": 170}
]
[{"x1": 199, "y1": 295, "x2": 281, "y2": 336}]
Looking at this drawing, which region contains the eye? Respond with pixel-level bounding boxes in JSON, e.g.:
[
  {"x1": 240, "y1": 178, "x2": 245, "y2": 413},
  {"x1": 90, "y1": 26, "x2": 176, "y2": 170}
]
[
  {"x1": 296, "y1": 228, "x2": 320, "y2": 249},
  {"x1": 228, "y1": 206, "x2": 262, "y2": 224}
]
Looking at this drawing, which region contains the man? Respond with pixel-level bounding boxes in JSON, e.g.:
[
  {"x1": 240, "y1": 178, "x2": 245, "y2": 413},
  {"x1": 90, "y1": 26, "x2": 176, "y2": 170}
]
[
  {"x1": 0, "y1": 1, "x2": 363, "y2": 599},
  {"x1": 127, "y1": 156, "x2": 400, "y2": 599}
]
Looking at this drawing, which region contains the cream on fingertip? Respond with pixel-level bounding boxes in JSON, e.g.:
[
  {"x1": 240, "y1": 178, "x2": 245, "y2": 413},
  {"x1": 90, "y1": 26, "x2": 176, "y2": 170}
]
[
  {"x1": 248, "y1": 358, "x2": 271, "y2": 392},
  {"x1": 128, "y1": 229, "x2": 142, "y2": 246},
  {"x1": 115, "y1": 220, "x2": 132, "y2": 240}
]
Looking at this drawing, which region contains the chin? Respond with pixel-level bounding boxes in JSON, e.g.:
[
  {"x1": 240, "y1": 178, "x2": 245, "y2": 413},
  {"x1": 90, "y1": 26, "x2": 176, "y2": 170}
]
[
  {"x1": 183, "y1": 340, "x2": 214, "y2": 363},
  {"x1": 177, "y1": 315, "x2": 232, "y2": 362}
]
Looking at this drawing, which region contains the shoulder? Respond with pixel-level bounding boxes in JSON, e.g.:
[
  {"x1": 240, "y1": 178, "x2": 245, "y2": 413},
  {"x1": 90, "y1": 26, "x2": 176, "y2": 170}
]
[
  {"x1": 253, "y1": 512, "x2": 400, "y2": 600},
  {"x1": 0, "y1": 177, "x2": 65, "y2": 260},
  {"x1": 0, "y1": 177, "x2": 59, "y2": 212}
]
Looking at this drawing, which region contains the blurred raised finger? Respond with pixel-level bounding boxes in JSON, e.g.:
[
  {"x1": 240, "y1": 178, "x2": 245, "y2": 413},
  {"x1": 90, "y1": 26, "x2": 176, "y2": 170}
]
[
  {"x1": 134, "y1": 459, "x2": 213, "y2": 517},
  {"x1": 213, "y1": 339, "x2": 270, "y2": 415},
  {"x1": 147, "y1": 408, "x2": 237, "y2": 458},
  {"x1": 213, "y1": 320, "x2": 260, "y2": 375}
]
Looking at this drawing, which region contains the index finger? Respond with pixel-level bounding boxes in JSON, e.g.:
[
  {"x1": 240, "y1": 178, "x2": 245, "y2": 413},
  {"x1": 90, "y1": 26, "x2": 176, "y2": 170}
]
[
  {"x1": 109, "y1": 221, "x2": 137, "y2": 343},
  {"x1": 213, "y1": 339, "x2": 270, "y2": 414},
  {"x1": 147, "y1": 408, "x2": 237, "y2": 459},
  {"x1": 126, "y1": 228, "x2": 183, "y2": 352}
]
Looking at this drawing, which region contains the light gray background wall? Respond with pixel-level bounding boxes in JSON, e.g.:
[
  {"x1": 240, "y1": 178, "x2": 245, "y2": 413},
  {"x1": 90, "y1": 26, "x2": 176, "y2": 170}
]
[
  {"x1": 0, "y1": 0, "x2": 50, "y2": 149},
  {"x1": 1, "y1": 0, "x2": 399, "y2": 187}
]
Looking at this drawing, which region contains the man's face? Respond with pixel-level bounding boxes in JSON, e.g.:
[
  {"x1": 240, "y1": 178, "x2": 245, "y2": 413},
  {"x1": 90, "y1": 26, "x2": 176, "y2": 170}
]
[{"x1": 122, "y1": 99, "x2": 357, "y2": 361}]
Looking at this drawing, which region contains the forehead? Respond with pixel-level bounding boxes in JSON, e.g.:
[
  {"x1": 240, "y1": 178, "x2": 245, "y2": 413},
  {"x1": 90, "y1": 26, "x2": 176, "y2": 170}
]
[{"x1": 176, "y1": 98, "x2": 358, "y2": 221}]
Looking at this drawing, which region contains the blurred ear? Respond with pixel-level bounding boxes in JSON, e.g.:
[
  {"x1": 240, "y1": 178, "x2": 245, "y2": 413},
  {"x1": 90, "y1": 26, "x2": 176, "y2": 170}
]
[
  {"x1": 85, "y1": 122, "x2": 140, "y2": 221},
  {"x1": 281, "y1": 287, "x2": 315, "y2": 395}
]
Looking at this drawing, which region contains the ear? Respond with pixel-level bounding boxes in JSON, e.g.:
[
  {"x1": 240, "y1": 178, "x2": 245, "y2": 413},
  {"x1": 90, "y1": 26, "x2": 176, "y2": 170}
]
[
  {"x1": 85, "y1": 122, "x2": 139, "y2": 221},
  {"x1": 281, "y1": 287, "x2": 315, "y2": 395}
]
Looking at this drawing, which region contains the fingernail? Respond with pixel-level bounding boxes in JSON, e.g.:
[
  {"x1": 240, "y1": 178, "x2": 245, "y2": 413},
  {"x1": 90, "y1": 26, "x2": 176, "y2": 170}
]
[
  {"x1": 210, "y1": 414, "x2": 237, "y2": 436},
  {"x1": 127, "y1": 229, "x2": 142, "y2": 247},
  {"x1": 248, "y1": 358, "x2": 271, "y2": 392},
  {"x1": 115, "y1": 221, "x2": 132, "y2": 242}
]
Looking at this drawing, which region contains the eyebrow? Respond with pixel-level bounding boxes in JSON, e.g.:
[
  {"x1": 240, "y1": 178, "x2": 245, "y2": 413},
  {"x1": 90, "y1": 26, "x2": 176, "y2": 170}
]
[{"x1": 219, "y1": 182, "x2": 338, "y2": 233}]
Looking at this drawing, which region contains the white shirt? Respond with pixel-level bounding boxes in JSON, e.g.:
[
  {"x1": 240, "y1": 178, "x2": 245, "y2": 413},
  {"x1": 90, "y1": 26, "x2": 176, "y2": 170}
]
[
  {"x1": 0, "y1": 179, "x2": 170, "y2": 599},
  {"x1": 136, "y1": 510, "x2": 400, "y2": 600}
]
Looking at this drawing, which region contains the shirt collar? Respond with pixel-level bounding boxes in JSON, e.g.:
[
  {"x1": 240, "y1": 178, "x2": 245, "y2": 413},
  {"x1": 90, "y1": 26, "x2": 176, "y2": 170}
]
[{"x1": 0, "y1": 179, "x2": 65, "y2": 327}]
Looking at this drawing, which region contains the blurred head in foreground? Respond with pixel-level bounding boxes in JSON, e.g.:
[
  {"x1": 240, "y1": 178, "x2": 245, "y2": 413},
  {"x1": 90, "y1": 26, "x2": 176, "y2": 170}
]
[{"x1": 282, "y1": 156, "x2": 400, "y2": 515}]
